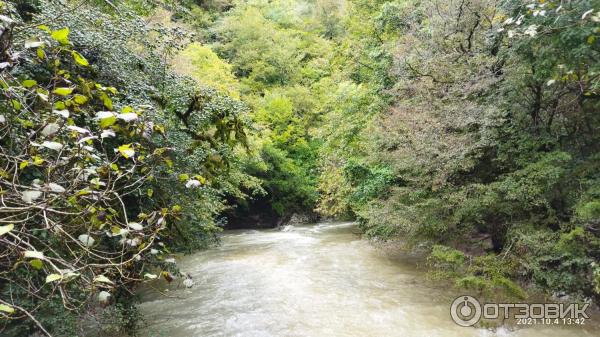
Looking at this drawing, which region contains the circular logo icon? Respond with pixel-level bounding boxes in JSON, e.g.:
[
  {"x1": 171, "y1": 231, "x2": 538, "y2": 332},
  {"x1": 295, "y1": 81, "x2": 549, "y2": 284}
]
[{"x1": 450, "y1": 295, "x2": 482, "y2": 327}]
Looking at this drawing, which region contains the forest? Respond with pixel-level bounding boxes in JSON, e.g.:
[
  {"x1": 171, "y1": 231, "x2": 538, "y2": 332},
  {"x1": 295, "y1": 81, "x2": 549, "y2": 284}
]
[{"x1": 1, "y1": 0, "x2": 600, "y2": 336}]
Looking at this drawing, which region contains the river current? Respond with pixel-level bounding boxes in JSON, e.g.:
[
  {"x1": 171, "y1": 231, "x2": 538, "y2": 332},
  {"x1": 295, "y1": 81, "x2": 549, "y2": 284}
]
[{"x1": 138, "y1": 222, "x2": 597, "y2": 337}]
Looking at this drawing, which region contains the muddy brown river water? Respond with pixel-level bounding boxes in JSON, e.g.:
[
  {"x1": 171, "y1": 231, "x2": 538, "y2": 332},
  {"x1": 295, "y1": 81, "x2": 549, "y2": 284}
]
[{"x1": 138, "y1": 222, "x2": 598, "y2": 337}]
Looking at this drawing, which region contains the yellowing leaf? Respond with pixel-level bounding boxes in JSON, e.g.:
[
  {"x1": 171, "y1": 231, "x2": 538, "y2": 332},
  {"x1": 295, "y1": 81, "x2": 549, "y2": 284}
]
[
  {"x1": 32, "y1": 156, "x2": 45, "y2": 166},
  {"x1": 118, "y1": 144, "x2": 135, "y2": 159},
  {"x1": 0, "y1": 224, "x2": 14, "y2": 236},
  {"x1": 99, "y1": 116, "x2": 116, "y2": 129},
  {"x1": 37, "y1": 47, "x2": 46, "y2": 60},
  {"x1": 53, "y1": 87, "x2": 73, "y2": 96},
  {"x1": 22, "y1": 79, "x2": 37, "y2": 88},
  {"x1": 71, "y1": 51, "x2": 89, "y2": 66},
  {"x1": 194, "y1": 175, "x2": 207, "y2": 184},
  {"x1": 46, "y1": 274, "x2": 63, "y2": 283},
  {"x1": 0, "y1": 304, "x2": 15, "y2": 314},
  {"x1": 19, "y1": 161, "x2": 29, "y2": 170},
  {"x1": 29, "y1": 259, "x2": 44, "y2": 270},
  {"x1": 101, "y1": 93, "x2": 113, "y2": 110},
  {"x1": 73, "y1": 94, "x2": 88, "y2": 105},
  {"x1": 50, "y1": 27, "x2": 70, "y2": 45},
  {"x1": 11, "y1": 99, "x2": 21, "y2": 110},
  {"x1": 54, "y1": 101, "x2": 66, "y2": 110}
]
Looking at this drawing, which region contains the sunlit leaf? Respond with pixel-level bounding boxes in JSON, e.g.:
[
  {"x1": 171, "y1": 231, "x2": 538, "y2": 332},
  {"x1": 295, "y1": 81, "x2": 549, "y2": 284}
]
[
  {"x1": 73, "y1": 95, "x2": 88, "y2": 105},
  {"x1": 53, "y1": 87, "x2": 73, "y2": 96},
  {"x1": 71, "y1": 51, "x2": 89, "y2": 66},
  {"x1": 32, "y1": 156, "x2": 44, "y2": 166},
  {"x1": 24, "y1": 250, "x2": 44, "y2": 259},
  {"x1": 0, "y1": 224, "x2": 14, "y2": 236},
  {"x1": 0, "y1": 304, "x2": 15, "y2": 314},
  {"x1": 46, "y1": 274, "x2": 63, "y2": 283},
  {"x1": 36, "y1": 47, "x2": 45, "y2": 60},
  {"x1": 50, "y1": 27, "x2": 70, "y2": 45},
  {"x1": 11, "y1": 99, "x2": 21, "y2": 110},
  {"x1": 22, "y1": 79, "x2": 37, "y2": 88},
  {"x1": 118, "y1": 144, "x2": 135, "y2": 159},
  {"x1": 37, "y1": 25, "x2": 50, "y2": 32}
]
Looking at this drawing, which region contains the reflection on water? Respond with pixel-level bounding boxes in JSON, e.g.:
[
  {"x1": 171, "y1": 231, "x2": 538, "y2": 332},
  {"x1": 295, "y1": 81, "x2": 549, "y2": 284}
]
[{"x1": 138, "y1": 222, "x2": 597, "y2": 337}]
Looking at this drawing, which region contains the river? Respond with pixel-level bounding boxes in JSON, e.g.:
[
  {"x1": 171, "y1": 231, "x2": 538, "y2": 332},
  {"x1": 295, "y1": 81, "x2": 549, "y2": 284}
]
[{"x1": 137, "y1": 222, "x2": 597, "y2": 337}]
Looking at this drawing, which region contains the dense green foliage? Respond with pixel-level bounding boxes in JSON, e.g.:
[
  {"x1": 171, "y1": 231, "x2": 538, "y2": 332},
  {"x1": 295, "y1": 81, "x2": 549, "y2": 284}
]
[
  {"x1": 315, "y1": 0, "x2": 600, "y2": 301},
  {"x1": 3, "y1": 0, "x2": 600, "y2": 335},
  {"x1": 0, "y1": 1, "x2": 257, "y2": 336}
]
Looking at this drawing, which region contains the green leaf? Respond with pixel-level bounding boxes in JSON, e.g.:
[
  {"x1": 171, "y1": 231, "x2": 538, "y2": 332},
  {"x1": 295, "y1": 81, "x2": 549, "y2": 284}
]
[
  {"x1": 147, "y1": 189, "x2": 154, "y2": 197},
  {"x1": 53, "y1": 87, "x2": 73, "y2": 96},
  {"x1": 99, "y1": 116, "x2": 116, "y2": 128},
  {"x1": 19, "y1": 161, "x2": 29, "y2": 170},
  {"x1": 37, "y1": 25, "x2": 50, "y2": 33},
  {"x1": 71, "y1": 51, "x2": 89, "y2": 67},
  {"x1": 101, "y1": 93, "x2": 113, "y2": 110},
  {"x1": 29, "y1": 259, "x2": 43, "y2": 270},
  {"x1": 0, "y1": 224, "x2": 14, "y2": 236},
  {"x1": 22, "y1": 79, "x2": 37, "y2": 88},
  {"x1": 46, "y1": 274, "x2": 63, "y2": 283},
  {"x1": 11, "y1": 99, "x2": 21, "y2": 110},
  {"x1": 588, "y1": 35, "x2": 596, "y2": 45},
  {"x1": 0, "y1": 304, "x2": 15, "y2": 314},
  {"x1": 37, "y1": 47, "x2": 46, "y2": 60},
  {"x1": 73, "y1": 94, "x2": 88, "y2": 105},
  {"x1": 178, "y1": 173, "x2": 189, "y2": 182},
  {"x1": 50, "y1": 28, "x2": 70, "y2": 45},
  {"x1": 53, "y1": 101, "x2": 66, "y2": 110}
]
